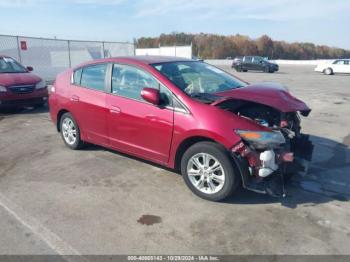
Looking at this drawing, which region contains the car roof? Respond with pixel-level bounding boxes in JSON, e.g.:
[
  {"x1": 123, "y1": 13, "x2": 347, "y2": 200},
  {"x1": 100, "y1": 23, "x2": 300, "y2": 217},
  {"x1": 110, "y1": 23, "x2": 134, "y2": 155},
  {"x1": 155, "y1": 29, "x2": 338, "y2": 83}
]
[
  {"x1": 122, "y1": 55, "x2": 194, "y2": 64},
  {"x1": 77, "y1": 56, "x2": 194, "y2": 68}
]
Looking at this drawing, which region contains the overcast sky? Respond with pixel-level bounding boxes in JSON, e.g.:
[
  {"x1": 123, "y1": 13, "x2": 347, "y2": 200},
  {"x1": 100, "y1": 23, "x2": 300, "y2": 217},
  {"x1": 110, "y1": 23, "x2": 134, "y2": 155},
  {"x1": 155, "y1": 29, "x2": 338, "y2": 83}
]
[{"x1": 1, "y1": 0, "x2": 349, "y2": 49}]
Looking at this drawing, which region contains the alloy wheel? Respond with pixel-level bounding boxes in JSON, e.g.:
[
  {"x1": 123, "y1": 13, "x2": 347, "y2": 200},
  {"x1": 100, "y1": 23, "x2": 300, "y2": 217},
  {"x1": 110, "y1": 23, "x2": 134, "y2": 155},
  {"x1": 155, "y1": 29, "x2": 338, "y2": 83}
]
[
  {"x1": 186, "y1": 153, "x2": 225, "y2": 194},
  {"x1": 62, "y1": 118, "x2": 77, "y2": 145}
]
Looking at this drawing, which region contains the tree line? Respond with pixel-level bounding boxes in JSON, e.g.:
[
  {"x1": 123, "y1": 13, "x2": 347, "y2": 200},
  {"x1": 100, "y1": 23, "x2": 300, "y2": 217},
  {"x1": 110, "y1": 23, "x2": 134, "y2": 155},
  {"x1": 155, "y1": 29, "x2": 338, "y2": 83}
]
[{"x1": 136, "y1": 33, "x2": 350, "y2": 60}]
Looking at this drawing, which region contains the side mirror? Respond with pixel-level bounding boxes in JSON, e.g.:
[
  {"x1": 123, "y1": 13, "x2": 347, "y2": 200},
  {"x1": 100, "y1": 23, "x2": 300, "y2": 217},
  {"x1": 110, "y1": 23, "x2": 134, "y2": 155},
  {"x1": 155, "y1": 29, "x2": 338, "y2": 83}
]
[
  {"x1": 26, "y1": 66, "x2": 33, "y2": 72},
  {"x1": 141, "y1": 88, "x2": 160, "y2": 105}
]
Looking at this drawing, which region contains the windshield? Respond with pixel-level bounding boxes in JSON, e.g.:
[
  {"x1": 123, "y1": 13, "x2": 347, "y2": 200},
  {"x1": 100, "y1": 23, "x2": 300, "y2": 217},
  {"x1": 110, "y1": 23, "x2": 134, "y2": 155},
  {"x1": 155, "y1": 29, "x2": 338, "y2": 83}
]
[
  {"x1": 152, "y1": 61, "x2": 247, "y2": 96},
  {"x1": 0, "y1": 57, "x2": 28, "y2": 73}
]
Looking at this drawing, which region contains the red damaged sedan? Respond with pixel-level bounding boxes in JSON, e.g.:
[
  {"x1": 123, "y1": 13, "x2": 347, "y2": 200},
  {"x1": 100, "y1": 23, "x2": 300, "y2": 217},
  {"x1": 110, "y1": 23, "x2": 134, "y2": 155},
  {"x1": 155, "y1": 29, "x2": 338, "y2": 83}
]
[
  {"x1": 49, "y1": 56, "x2": 313, "y2": 201},
  {"x1": 0, "y1": 55, "x2": 48, "y2": 109}
]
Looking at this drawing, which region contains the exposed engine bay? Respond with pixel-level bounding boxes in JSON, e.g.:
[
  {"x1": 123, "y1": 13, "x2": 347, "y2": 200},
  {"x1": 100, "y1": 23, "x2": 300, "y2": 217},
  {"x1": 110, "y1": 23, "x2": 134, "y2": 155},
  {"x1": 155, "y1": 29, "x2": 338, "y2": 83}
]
[{"x1": 217, "y1": 99, "x2": 314, "y2": 197}]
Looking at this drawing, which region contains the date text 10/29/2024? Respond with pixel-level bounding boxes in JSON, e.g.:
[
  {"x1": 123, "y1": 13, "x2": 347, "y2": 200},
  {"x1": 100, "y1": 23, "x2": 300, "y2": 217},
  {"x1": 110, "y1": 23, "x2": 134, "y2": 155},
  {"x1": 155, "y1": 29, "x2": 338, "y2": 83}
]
[{"x1": 127, "y1": 256, "x2": 220, "y2": 261}]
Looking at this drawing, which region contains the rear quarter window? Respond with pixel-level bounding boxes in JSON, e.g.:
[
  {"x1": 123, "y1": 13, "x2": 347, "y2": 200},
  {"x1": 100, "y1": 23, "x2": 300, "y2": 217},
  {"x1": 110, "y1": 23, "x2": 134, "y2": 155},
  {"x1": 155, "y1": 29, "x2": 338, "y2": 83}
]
[{"x1": 73, "y1": 68, "x2": 82, "y2": 85}]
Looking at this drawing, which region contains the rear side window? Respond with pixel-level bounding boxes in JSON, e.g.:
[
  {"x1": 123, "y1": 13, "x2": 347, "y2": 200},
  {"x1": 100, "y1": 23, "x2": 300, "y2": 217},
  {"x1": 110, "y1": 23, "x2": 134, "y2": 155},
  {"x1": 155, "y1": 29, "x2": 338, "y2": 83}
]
[
  {"x1": 80, "y1": 64, "x2": 107, "y2": 91},
  {"x1": 244, "y1": 56, "x2": 253, "y2": 62},
  {"x1": 333, "y1": 60, "x2": 345, "y2": 65}
]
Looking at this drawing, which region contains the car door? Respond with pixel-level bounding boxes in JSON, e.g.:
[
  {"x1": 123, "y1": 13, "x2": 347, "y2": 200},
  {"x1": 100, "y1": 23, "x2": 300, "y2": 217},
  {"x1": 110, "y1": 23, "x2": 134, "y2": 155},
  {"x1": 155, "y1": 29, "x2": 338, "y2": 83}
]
[
  {"x1": 243, "y1": 56, "x2": 254, "y2": 70},
  {"x1": 252, "y1": 57, "x2": 263, "y2": 71},
  {"x1": 106, "y1": 63, "x2": 174, "y2": 165},
  {"x1": 332, "y1": 60, "x2": 346, "y2": 73},
  {"x1": 69, "y1": 63, "x2": 109, "y2": 146},
  {"x1": 343, "y1": 60, "x2": 350, "y2": 73}
]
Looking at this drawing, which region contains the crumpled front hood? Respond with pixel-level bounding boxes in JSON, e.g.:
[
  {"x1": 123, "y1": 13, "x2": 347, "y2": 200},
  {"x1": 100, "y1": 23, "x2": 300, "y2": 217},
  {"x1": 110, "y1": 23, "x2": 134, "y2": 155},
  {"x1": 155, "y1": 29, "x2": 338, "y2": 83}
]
[
  {"x1": 0, "y1": 72, "x2": 41, "y2": 87},
  {"x1": 213, "y1": 82, "x2": 311, "y2": 115}
]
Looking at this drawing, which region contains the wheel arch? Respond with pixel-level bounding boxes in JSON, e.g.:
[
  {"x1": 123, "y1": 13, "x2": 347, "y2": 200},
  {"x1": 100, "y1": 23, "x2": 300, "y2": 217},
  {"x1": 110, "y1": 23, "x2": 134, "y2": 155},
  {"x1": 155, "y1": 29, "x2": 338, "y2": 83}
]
[
  {"x1": 56, "y1": 109, "x2": 69, "y2": 132},
  {"x1": 174, "y1": 136, "x2": 219, "y2": 171}
]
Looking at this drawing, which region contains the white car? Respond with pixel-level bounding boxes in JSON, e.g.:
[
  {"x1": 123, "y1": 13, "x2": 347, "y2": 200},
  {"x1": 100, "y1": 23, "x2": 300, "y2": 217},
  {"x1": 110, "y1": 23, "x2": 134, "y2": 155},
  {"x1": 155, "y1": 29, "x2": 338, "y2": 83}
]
[{"x1": 315, "y1": 59, "x2": 350, "y2": 75}]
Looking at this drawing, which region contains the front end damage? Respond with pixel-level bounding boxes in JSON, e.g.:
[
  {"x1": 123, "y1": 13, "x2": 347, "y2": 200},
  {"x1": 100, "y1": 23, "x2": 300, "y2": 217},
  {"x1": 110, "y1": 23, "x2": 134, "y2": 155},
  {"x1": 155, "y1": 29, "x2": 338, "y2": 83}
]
[{"x1": 217, "y1": 99, "x2": 314, "y2": 197}]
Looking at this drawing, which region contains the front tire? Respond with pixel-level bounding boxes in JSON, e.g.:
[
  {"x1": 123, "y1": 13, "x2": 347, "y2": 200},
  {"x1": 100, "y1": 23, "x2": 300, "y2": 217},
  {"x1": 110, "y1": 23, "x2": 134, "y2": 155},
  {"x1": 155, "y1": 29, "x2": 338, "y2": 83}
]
[
  {"x1": 60, "y1": 112, "x2": 84, "y2": 150},
  {"x1": 181, "y1": 142, "x2": 240, "y2": 201}
]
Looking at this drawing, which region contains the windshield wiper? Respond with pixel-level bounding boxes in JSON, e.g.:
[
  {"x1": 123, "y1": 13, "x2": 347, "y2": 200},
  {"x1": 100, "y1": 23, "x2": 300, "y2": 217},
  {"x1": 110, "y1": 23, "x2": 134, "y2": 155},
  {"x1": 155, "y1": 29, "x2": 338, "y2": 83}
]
[{"x1": 190, "y1": 93, "x2": 221, "y2": 104}]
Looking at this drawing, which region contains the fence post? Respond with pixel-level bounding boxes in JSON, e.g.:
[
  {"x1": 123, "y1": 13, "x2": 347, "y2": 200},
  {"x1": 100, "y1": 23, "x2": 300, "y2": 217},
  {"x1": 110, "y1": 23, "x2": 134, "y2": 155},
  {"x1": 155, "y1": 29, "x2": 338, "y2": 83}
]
[
  {"x1": 67, "y1": 40, "x2": 72, "y2": 67},
  {"x1": 16, "y1": 36, "x2": 22, "y2": 63},
  {"x1": 190, "y1": 42, "x2": 193, "y2": 59},
  {"x1": 102, "y1": 41, "x2": 105, "y2": 58}
]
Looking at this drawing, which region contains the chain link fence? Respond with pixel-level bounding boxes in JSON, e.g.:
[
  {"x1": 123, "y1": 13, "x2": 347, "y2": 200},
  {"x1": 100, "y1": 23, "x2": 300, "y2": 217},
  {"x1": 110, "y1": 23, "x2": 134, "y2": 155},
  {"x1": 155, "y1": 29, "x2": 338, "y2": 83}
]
[{"x1": 0, "y1": 34, "x2": 135, "y2": 81}]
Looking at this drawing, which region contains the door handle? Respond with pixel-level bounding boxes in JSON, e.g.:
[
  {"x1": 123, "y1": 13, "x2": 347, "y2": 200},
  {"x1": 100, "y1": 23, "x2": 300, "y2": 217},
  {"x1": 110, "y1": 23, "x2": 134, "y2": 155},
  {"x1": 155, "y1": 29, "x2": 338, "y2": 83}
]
[
  {"x1": 70, "y1": 95, "x2": 80, "y2": 102},
  {"x1": 109, "y1": 105, "x2": 121, "y2": 114}
]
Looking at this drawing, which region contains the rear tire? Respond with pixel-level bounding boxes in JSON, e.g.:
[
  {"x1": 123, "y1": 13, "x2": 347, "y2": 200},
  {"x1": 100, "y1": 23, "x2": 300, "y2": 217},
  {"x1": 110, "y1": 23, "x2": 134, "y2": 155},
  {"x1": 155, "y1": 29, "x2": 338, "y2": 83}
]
[
  {"x1": 181, "y1": 142, "x2": 240, "y2": 201},
  {"x1": 59, "y1": 112, "x2": 84, "y2": 150},
  {"x1": 242, "y1": 69, "x2": 248, "y2": 72},
  {"x1": 324, "y1": 68, "x2": 333, "y2": 75}
]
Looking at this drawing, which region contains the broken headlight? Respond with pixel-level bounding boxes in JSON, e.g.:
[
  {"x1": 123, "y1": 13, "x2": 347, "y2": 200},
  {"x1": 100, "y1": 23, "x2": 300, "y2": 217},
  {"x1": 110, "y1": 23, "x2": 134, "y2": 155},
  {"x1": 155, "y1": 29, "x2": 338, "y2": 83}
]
[{"x1": 235, "y1": 130, "x2": 285, "y2": 149}]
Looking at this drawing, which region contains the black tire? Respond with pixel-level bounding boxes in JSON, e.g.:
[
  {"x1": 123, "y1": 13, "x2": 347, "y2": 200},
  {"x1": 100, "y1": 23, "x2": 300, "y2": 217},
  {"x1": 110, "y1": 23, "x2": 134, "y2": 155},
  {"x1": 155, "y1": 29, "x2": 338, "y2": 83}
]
[
  {"x1": 181, "y1": 142, "x2": 240, "y2": 201},
  {"x1": 59, "y1": 112, "x2": 84, "y2": 150},
  {"x1": 324, "y1": 68, "x2": 333, "y2": 75},
  {"x1": 242, "y1": 69, "x2": 248, "y2": 72}
]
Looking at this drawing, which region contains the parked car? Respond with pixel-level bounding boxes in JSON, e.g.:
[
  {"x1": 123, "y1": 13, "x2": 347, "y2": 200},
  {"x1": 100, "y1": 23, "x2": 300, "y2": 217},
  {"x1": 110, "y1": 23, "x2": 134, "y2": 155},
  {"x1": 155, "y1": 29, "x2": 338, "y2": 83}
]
[
  {"x1": 314, "y1": 59, "x2": 350, "y2": 75},
  {"x1": 0, "y1": 55, "x2": 48, "y2": 109},
  {"x1": 232, "y1": 56, "x2": 279, "y2": 73},
  {"x1": 49, "y1": 56, "x2": 313, "y2": 201}
]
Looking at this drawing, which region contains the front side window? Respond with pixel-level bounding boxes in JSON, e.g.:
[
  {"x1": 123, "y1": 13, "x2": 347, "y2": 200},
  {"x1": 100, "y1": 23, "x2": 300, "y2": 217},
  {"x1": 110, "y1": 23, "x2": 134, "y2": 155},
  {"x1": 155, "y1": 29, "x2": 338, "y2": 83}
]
[
  {"x1": 152, "y1": 61, "x2": 246, "y2": 96},
  {"x1": 0, "y1": 57, "x2": 27, "y2": 73},
  {"x1": 253, "y1": 57, "x2": 262, "y2": 63},
  {"x1": 80, "y1": 64, "x2": 107, "y2": 91},
  {"x1": 112, "y1": 64, "x2": 159, "y2": 101}
]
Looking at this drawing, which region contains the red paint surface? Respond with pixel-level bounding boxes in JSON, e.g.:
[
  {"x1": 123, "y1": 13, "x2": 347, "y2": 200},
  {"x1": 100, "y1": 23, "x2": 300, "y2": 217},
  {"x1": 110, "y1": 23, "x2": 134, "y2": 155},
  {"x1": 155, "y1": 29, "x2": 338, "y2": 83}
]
[{"x1": 49, "y1": 56, "x2": 311, "y2": 169}]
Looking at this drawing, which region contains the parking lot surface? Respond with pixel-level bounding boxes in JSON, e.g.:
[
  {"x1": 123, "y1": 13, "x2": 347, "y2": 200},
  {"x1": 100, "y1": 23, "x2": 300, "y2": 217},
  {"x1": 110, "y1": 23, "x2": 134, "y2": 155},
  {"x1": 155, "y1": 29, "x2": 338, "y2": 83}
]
[{"x1": 0, "y1": 65, "x2": 349, "y2": 256}]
